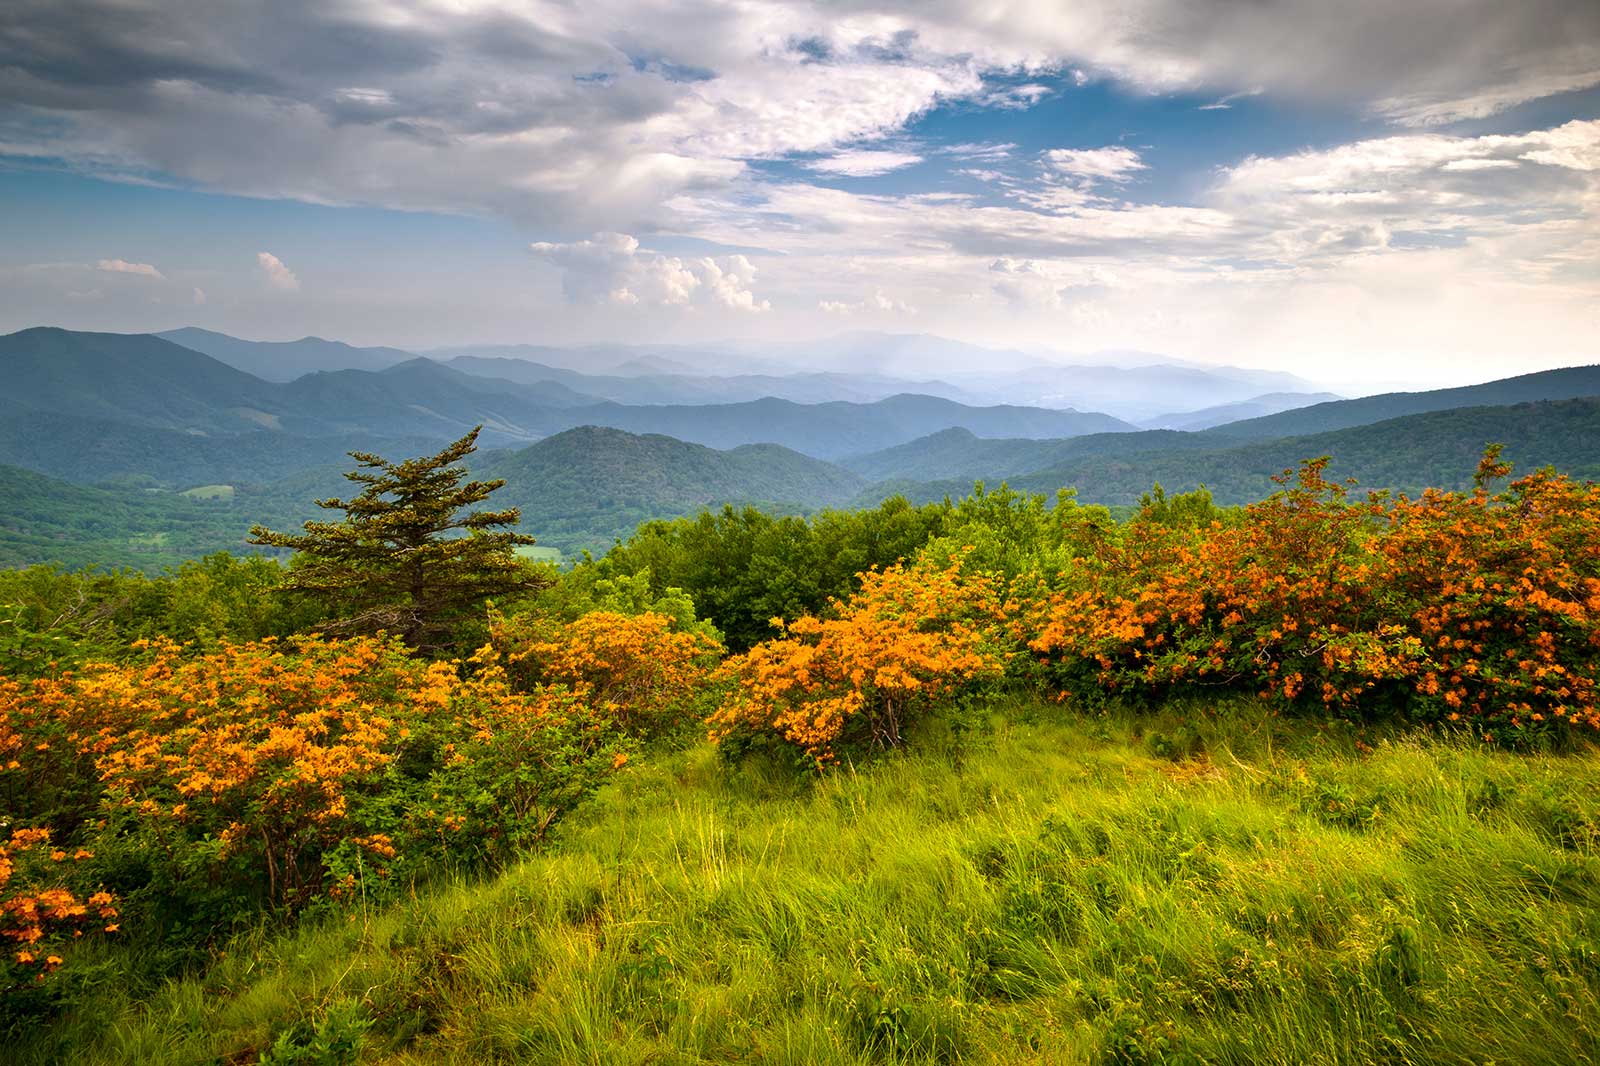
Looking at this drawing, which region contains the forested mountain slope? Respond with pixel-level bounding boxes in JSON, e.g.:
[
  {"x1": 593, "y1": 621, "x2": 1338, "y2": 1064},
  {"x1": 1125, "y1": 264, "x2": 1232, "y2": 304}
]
[
  {"x1": 1209, "y1": 364, "x2": 1600, "y2": 440},
  {"x1": 861, "y1": 397, "x2": 1600, "y2": 507},
  {"x1": 1142, "y1": 391, "x2": 1343, "y2": 431},
  {"x1": 157, "y1": 327, "x2": 416, "y2": 381},
  {"x1": 0, "y1": 464, "x2": 283, "y2": 570},
  {"x1": 0, "y1": 327, "x2": 293, "y2": 432},
  {"x1": 476, "y1": 426, "x2": 866, "y2": 553}
]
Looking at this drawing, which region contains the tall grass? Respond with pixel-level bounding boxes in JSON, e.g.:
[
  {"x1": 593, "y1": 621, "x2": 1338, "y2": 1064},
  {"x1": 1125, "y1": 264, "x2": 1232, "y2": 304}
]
[{"x1": 20, "y1": 700, "x2": 1600, "y2": 1064}]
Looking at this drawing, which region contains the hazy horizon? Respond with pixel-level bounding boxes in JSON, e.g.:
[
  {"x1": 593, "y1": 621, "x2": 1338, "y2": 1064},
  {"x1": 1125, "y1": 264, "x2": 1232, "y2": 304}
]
[{"x1": 1, "y1": 2, "x2": 1597, "y2": 389}]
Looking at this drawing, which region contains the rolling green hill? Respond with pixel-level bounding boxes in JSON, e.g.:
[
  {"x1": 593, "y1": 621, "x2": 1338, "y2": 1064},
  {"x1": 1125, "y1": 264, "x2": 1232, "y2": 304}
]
[
  {"x1": 476, "y1": 426, "x2": 867, "y2": 554},
  {"x1": 0, "y1": 427, "x2": 868, "y2": 568},
  {"x1": 842, "y1": 425, "x2": 1215, "y2": 483},
  {"x1": 0, "y1": 408, "x2": 442, "y2": 490},
  {"x1": 0, "y1": 327, "x2": 295, "y2": 433},
  {"x1": 7, "y1": 326, "x2": 1599, "y2": 570},
  {"x1": 1208, "y1": 363, "x2": 1600, "y2": 440},
  {"x1": 860, "y1": 397, "x2": 1600, "y2": 508},
  {"x1": 0, "y1": 464, "x2": 291, "y2": 570}
]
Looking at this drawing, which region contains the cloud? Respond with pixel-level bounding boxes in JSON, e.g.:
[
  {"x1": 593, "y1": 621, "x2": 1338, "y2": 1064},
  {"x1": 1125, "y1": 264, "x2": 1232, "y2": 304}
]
[
  {"x1": 96, "y1": 258, "x2": 164, "y2": 279},
  {"x1": 652, "y1": 115, "x2": 1597, "y2": 381},
  {"x1": 0, "y1": 1, "x2": 980, "y2": 228},
  {"x1": 1, "y1": 1, "x2": 1596, "y2": 376},
  {"x1": 1376, "y1": 64, "x2": 1600, "y2": 127},
  {"x1": 1198, "y1": 87, "x2": 1263, "y2": 111},
  {"x1": 192, "y1": 287, "x2": 207, "y2": 305},
  {"x1": 1441, "y1": 158, "x2": 1520, "y2": 172},
  {"x1": 1019, "y1": 146, "x2": 1147, "y2": 212},
  {"x1": 529, "y1": 233, "x2": 769, "y2": 311},
  {"x1": 1213, "y1": 119, "x2": 1600, "y2": 213},
  {"x1": 989, "y1": 258, "x2": 1068, "y2": 309},
  {"x1": 805, "y1": 149, "x2": 924, "y2": 176},
  {"x1": 819, "y1": 289, "x2": 915, "y2": 314},
  {"x1": 257, "y1": 251, "x2": 300, "y2": 291},
  {"x1": 944, "y1": 143, "x2": 1016, "y2": 161},
  {"x1": 857, "y1": 0, "x2": 1600, "y2": 126},
  {"x1": 977, "y1": 83, "x2": 1053, "y2": 109},
  {"x1": 1042, "y1": 146, "x2": 1146, "y2": 182},
  {"x1": 3, "y1": 0, "x2": 1592, "y2": 239}
]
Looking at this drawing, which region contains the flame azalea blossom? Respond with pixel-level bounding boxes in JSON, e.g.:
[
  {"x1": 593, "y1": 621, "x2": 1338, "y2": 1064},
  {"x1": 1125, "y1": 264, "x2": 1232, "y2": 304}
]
[
  {"x1": 1024, "y1": 451, "x2": 1599, "y2": 738},
  {"x1": 711, "y1": 560, "x2": 1004, "y2": 766},
  {"x1": 0, "y1": 627, "x2": 644, "y2": 991}
]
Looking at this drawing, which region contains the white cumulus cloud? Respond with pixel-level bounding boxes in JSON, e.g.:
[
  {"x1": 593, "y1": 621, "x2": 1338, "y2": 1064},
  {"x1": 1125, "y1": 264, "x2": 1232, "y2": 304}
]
[
  {"x1": 819, "y1": 289, "x2": 915, "y2": 314},
  {"x1": 806, "y1": 150, "x2": 924, "y2": 177},
  {"x1": 257, "y1": 252, "x2": 300, "y2": 291},
  {"x1": 1043, "y1": 147, "x2": 1146, "y2": 182},
  {"x1": 529, "y1": 233, "x2": 769, "y2": 312},
  {"x1": 96, "y1": 258, "x2": 164, "y2": 279}
]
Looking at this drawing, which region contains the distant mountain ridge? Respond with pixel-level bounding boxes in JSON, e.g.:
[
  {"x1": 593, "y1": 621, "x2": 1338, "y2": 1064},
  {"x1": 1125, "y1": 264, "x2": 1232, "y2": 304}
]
[
  {"x1": 939, "y1": 362, "x2": 1327, "y2": 422},
  {"x1": 158, "y1": 325, "x2": 1346, "y2": 424},
  {"x1": 856, "y1": 397, "x2": 1600, "y2": 509},
  {"x1": 158, "y1": 327, "x2": 417, "y2": 382},
  {"x1": 842, "y1": 426, "x2": 1215, "y2": 484},
  {"x1": 1209, "y1": 364, "x2": 1600, "y2": 439},
  {"x1": 441, "y1": 331, "x2": 1330, "y2": 420},
  {"x1": 1141, "y1": 392, "x2": 1344, "y2": 431},
  {"x1": 1, "y1": 328, "x2": 572, "y2": 443},
  {"x1": 845, "y1": 361, "x2": 1600, "y2": 484},
  {"x1": 444, "y1": 354, "x2": 980, "y2": 406},
  {"x1": 4, "y1": 323, "x2": 1599, "y2": 573},
  {"x1": 0, "y1": 328, "x2": 1138, "y2": 483},
  {"x1": 2, "y1": 327, "x2": 292, "y2": 433},
  {"x1": 548, "y1": 394, "x2": 1135, "y2": 460}
]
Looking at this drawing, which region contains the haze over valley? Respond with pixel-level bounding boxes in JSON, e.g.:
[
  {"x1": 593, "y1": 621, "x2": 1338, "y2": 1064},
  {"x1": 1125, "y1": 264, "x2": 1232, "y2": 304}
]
[{"x1": 3, "y1": 323, "x2": 1597, "y2": 565}]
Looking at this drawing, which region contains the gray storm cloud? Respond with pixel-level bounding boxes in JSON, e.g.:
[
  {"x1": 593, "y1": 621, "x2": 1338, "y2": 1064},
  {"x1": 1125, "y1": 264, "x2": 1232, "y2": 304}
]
[{"x1": 1, "y1": 0, "x2": 1596, "y2": 228}]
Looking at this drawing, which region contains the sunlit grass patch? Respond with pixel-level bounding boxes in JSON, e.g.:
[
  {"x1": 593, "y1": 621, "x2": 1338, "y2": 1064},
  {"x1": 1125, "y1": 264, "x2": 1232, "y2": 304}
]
[{"x1": 18, "y1": 700, "x2": 1600, "y2": 1065}]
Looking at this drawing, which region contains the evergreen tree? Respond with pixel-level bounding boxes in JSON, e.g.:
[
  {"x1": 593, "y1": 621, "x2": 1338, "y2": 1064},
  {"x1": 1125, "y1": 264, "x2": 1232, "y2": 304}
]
[{"x1": 248, "y1": 427, "x2": 545, "y2": 649}]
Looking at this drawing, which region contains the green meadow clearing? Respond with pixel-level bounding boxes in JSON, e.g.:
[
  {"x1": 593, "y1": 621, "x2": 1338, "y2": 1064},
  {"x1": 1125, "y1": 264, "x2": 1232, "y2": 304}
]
[{"x1": 20, "y1": 699, "x2": 1599, "y2": 1066}]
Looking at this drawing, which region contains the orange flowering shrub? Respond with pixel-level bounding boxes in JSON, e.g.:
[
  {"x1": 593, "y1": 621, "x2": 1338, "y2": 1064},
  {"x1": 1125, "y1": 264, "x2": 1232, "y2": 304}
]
[
  {"x1": 1, "y1": 828, "x2": 117, "y2": 1004},
  {"x1": 710, "y1": 560, "x2": 1004, "y2": 766},
  {"x1": 0, "y1": 634, "x2": 632, "y2": 1002},
  {"x1": 490, "y1": 609, "x2": 723, "y2": 738},
  {"x1": 1027, "y1": 452, "x2": 1600, "y2": 738},
  {"x1": 382, "y1": 645, "x2": 628, "y2": 862}
]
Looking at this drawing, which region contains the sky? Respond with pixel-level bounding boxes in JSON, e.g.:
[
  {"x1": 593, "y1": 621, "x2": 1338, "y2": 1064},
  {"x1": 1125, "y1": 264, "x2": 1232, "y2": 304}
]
[{"x1": 1, "y1": 0, "x2": 1598, "y2": 387}]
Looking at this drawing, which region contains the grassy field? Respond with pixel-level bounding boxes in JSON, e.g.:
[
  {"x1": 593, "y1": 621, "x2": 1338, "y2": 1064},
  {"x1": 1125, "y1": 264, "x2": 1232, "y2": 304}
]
[
  {"x1": 179, "y1": 484, "x2": 237, "y2": 501},
  {"x1": 19, "y1": 700, "x2": 1600, "y2": 1065},
  {"x1": 513, "y1": 544, "x2": 564, "y2": 565}
]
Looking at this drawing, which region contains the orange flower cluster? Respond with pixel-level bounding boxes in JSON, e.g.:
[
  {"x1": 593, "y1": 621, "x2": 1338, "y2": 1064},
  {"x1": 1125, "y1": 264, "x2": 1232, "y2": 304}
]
[
  {"x1": 491, "y1": 609, "x2": 722, "y2": 738},
  {"x1": 0, "y1": 632, "x2": 635, "y2": 963},
  {"x1": 1025, "y1": 454, "x2": 1600, "y2": 735},
  {"x1": 0, "y1": 829, "x2": 116, "y2": 983},
  {"x1": 710, "y1": 560, "x2": 1003, "y2": 765}
]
